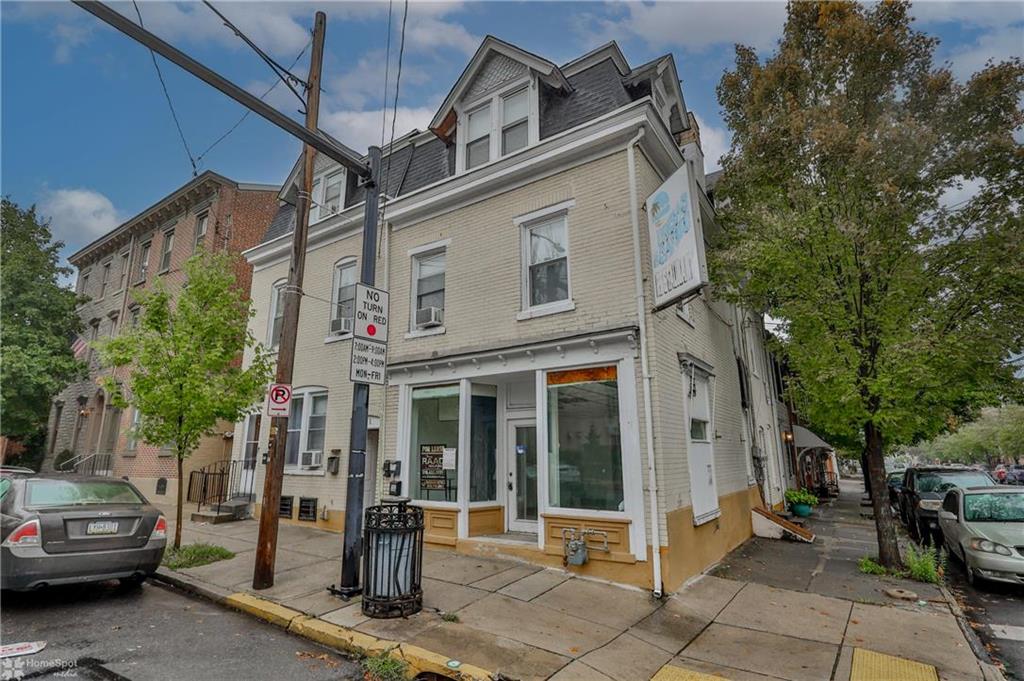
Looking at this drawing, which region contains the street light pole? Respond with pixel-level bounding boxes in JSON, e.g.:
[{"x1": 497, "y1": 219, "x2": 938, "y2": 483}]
[{"x1": 252, "y1": 10, "x2": 326, "y2": 590}]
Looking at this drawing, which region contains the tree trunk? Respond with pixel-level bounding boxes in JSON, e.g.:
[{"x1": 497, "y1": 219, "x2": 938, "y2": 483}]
[
  {"x1": 859, "y1": 448, "x2": 872, "y2": 498},
  {"x1": 865, "y1": 421, "x2": 902, "y2": 569},
  {"x1": 174, "y1": 456, "x2": 184, "y2": 550}
]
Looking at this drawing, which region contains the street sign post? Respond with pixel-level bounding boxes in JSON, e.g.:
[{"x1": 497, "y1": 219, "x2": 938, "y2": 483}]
[{"x1": 266, "y1": 383, "x2": 292, "y2": 417}]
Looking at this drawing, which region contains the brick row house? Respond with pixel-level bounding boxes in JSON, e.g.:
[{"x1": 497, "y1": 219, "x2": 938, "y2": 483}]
[
  {"x1": 231, "y1": 37, "x2": 793, "y2": 593},
  {"x1": 43, "y1": 172, "x2": 279, "y2": 503}
]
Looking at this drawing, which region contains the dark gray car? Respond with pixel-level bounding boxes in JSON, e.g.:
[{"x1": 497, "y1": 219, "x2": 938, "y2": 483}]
[{"x1": 1, "y1": 473, "x2": 166, "y2": 591}]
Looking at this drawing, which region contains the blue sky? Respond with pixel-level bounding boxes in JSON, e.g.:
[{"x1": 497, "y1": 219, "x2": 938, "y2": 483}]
[{"x1": 2, "y1": 1, "x2": 1021, "y2": 269}]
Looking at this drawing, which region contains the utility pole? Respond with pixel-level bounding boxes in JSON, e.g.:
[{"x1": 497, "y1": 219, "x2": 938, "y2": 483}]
[
  {"x1": 333, "y1": 146, "x2": 381, "y2": 598},
  {"x1": 252, "y1": 10, "x2": 326, "y2": 590}
]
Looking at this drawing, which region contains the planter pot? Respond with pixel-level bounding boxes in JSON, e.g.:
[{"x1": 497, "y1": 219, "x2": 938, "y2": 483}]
[{"x1": 791, "y1": 503, "x2": 812, "y2": 517}]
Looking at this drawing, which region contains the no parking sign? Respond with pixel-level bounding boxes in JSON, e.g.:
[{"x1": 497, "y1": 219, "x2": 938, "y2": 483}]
[{"x1": 266, "y1": 383, "x2": 292, "y2": 417}]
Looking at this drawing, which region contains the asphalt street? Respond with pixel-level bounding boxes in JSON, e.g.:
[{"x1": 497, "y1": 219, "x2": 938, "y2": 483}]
[
  {"x1": 1, "y1": 580, "x2": 362, "y2": 681},
  {"x1": 944, "y1": 555, "x2": 1024, "y2": 680}
]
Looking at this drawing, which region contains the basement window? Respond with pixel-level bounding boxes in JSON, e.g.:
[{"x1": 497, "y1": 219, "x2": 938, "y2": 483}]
[
  {"x1": 298, "y1": 497, "x2": 318, "y2": 521},
  {"x1": 278, "y1": 495, "x2": 294, "y2": 519}
]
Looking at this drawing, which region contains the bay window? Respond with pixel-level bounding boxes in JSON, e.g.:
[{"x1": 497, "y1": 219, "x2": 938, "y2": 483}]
[{"x1": 547, "y1": 366, "x2": 624, "y2": 512}]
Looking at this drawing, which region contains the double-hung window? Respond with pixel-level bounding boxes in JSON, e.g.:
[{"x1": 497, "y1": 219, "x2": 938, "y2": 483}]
[
  {"x1": 269, "y1": 280, "x2": 286, "y2": 347},
  {"x1": 285, "y1": 389, "x2": 328, "y2": 470},
  {"x1": 79, "y1": 270, "x2": 90, "y2": 297},
  {"x1": 158, "y1": 230, "x2": 174, "y2": 273},
  {"x1": 329, "y1": 260, "x2": 357, "y2": 336},
  {"x1": 194, "y1": 213, "x2": 209, "y2": 251},
  {"x1": 525, "y1": 214, "x2": 569, "y2": 308},
  {"x1": 465, "y1": 104, "x2": 491, "y2": 170},
  {"x1": 117, "y1": 251, "x2": 129, "y2": 291},
  {"x1": 98, "y1": 261, "x2": 111, "y2": 299},
  {"x1": 412, "y1": 249, "x2": 445, "y2": 329},
  {"x1": 136, "y1": 242, "x2": 151, "y2": 283},
  {"x1": 311, "y1": 170, "x2": 345, "y2": 222},
  {"x1": 501, "y1": 89, "x2": 529, "y2": 155}
]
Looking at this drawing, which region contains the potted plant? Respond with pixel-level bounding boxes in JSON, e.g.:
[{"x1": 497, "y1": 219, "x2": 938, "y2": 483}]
[{"x1": 785, "y1": 489, "x2": 818, "y2": 517}]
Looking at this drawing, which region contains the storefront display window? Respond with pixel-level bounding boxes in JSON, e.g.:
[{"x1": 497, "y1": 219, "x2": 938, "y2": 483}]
[
  {"x1": 470, "y1": 385, "x2": 497, "y2": 502},
  {"x1": 409, "y1": 385, "x2": 459, "y2": 501},
  {"x1": 547, "y1": 366, "x2": 624, "y2": 512}
]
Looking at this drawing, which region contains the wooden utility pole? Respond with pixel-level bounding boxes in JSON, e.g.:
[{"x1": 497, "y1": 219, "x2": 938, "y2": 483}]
[{"x1": 252, "y1": 11, "x2": 327, "y2": 590}]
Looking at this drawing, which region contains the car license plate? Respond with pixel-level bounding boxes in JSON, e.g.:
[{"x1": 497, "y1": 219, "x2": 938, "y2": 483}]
[{"x1": 86, "y1": 520, "x2": 119, "y2": 535}]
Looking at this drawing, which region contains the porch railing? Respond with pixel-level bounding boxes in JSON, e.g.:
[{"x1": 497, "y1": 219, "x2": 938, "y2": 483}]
[
  {"x1": 187, "y1": 458, "x2": 256, "y2": 515},
  {"x1": 58, "y1": 450, "x2": 114, "y2": 476}
]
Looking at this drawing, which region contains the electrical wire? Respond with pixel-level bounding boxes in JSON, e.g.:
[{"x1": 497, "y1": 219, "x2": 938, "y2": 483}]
[
  {"x1": 379, "y1": 0, "x2": 395, "y2": 154},
  {"x1": 380, "y1": 0, "x2": 409, "y2": 222},
  {"x1": 202, "y1": 0, "x2": 308, "y2": 109},
  {"x1": 194, "y1": 39, "x2": 312, "y2": 167},
  {"x1": 132, "y1": 0, "x2": 198, "y2": 177}
]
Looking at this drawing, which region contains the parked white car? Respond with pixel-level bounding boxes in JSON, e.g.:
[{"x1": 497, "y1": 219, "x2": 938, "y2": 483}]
[{"x1": 938, "y1": 486, "x2": 1024, "y2": 586}]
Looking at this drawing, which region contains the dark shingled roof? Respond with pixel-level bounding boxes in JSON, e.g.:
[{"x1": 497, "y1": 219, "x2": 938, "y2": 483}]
[
  {"x1": 260, "y1": 46, "x2": 680, "y2": 245},
  {"x1": 262, "y1": 202, "x2": 296, "y2": 243}
]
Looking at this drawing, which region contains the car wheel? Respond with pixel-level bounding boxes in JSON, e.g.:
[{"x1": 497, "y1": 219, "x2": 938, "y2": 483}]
[
  {"x1": 965, "y1": 564, "x2": 977, "y2": 587},
  {"x1": 908, "y1": 513, "x2": 920, "y2": 541}
]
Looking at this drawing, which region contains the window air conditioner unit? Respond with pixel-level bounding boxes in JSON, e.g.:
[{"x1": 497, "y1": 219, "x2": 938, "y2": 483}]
[
  {"x1": 330, "y1": 316, "x2": 354, "y2": 336},
  {"x1": 300, "y1": 450, "x2": 323, "y2": 469},
  {"x1": 415, "y1": 306, "x2": 444, "y2": 329}
]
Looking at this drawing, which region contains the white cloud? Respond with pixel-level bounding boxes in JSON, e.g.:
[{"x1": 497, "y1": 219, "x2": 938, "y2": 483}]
[
  {"x1": 39, "y1": 188, "x2": 122, "y2": 255},
  {"x1": 331, "y1": 50, "x2": 432, "y2": 110},
  {"x1": 319, "y1": 105, "x2": 437, "y2": 152},
  {"x1": 944, "y1": 25, "x2": 1023, "y2": 80},
  {"x1": 911, "y1": 1, "x2": 1024, "y2": 29},
  {"x1": 939, "y1": 176, "x2": 985, "y2": 210},
  {"x1": 51, "y1": 22, "x2": 94, "y2": 64},
  {"x1": 578, "y1": 1, "x2": 786, "y2": 53},
  {"x1": 693, "y1": 113, "x2": 730, "y2": 172}
]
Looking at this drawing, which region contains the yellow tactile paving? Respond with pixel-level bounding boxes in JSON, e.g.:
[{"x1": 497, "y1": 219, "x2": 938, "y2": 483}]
[
  {"x1": 651, "y1": 664, "x2": 728, "y2": 681},
  {"x1": 850, "y1": 648, "x2": 939, "y2": 681}
]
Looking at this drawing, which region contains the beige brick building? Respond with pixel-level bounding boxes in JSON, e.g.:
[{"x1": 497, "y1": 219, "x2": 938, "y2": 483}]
[
  {"x1": 43, "y1": 172, "x2": 279, "y2": 503},
  {"x1": 234, "y1": 38, "x2": 791, "y2": 593}
]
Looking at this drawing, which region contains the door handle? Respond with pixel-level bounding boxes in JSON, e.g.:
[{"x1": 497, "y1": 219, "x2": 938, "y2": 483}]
[{"x1": 508, "y1": 482, "x2": 513, "y2": 491}]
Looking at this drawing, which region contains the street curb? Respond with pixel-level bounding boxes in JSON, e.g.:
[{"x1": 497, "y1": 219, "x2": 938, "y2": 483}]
[
  {"x1": 939, "y1": 584, "x2": 1007, "y2": 681},
  {"x1": 150, "y1": 567, "x2": 232, "y2": 605},
  {"x1": 218, "y1": 590, "x2": 493, "y2": 680}
]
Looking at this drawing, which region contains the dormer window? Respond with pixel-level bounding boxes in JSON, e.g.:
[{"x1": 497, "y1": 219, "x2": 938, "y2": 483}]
[
  {"x1": 311, "y1": 168, "x2": 345, "y2": 223},
  {"x1": 466, "y1": 105, "x2": 491, "y2": 170},
  {"x1": 457, "y1": 81, "x2": 538, "y2": 174}
]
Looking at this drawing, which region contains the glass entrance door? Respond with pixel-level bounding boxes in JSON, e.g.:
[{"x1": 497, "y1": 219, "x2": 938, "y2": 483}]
[{"x1": 507, "y1": 420, "x2": 538, "y2": 533}]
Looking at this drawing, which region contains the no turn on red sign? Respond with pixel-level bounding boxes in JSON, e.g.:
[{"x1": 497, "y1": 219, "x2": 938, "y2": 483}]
[
  {"x1": 266, "y1": 383, "x2": 292, "y2": 417},
  {"x1": 350, "y1": 284, "x2": 389, "y2": 386}
]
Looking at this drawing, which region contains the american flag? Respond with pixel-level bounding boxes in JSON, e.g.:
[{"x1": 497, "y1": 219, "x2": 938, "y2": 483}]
[{"x1": 71, "y1": 335, "x2": 88, "y2": 359}]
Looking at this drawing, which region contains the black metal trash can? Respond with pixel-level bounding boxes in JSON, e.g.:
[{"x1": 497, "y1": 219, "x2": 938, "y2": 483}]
[{"x1": 361, "y1": 499, "x2": 424, "y2": 619}]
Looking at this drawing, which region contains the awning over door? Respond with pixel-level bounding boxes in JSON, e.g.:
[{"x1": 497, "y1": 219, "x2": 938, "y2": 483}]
[{"x1": 793, "y1": 424, "x2": 832, "y2": 451}]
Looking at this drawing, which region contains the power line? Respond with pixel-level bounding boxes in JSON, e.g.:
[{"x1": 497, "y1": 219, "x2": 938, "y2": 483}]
[
  {"x1": 194, "y1": 39, "x2": 312, "y2": 167},
  {"x1": 378, "y1": 0, "x2": 394, "y2": 154},
  {"x1": 132, "y1": 0, "x2": 198, "y2": 177},
  {"x1": 380, "y1": 0, "x2": 409, "y2": 222},
  {"x1": 201, "y1": 0, "x2": 308, "y2": 110}
]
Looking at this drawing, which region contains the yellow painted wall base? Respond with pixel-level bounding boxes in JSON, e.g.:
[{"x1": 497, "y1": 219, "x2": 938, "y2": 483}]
[
  {"x1": 661, "y1": 485, "x2": 762, "y2": 592},
  {"x1": 253, "y1": 502, "x2": 346, "y2": 533}
]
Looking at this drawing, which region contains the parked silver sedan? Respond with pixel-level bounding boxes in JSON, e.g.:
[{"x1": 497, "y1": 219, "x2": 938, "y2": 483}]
[
  {"x1": 939, "y1": 486, "x2": 1024, "y2": 586},
  {"x1": 1, "y1": 473, "x2": 167, "y2": 591}
]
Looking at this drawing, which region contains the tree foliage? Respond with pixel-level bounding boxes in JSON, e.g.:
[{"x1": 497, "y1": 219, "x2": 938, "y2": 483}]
[
  {"x1": 926, "y1": 405, "x2": 1024, "y2": 465},
  {"x1": 713, "y1": 1, "x2": 1023, "y2": 565},
  {"x1": 96, "y1": 250, "x2": 273, "y2": 547},
  {"x1": 0, "y1": 198, "x2": 84, "y2": 441}
]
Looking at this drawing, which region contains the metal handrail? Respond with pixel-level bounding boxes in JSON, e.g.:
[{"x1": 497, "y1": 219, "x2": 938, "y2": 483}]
[
  {"x1": 188, "y1": 458, "x2": 256, "y2": 514},
  {"x1": 59, "y1": 450, "x2": 114, "y2": 476}
]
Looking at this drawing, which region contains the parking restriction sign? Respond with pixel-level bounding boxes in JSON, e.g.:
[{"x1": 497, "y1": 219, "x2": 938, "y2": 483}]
[{"x1": 267, "y1": 383, "x2": 292, "y2": 417}]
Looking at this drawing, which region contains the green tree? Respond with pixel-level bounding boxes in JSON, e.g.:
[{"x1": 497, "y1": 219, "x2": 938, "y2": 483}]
[
  {"x1": 929, "y1": 405, "x2": 1024, "y2": 466},
  {"x1": 97, "y1": 251, "x2": 273, "y2": 548},
  {"x1": 713, "y1": 2, "x2": 1023, "y2": 568},
  {"x1": 0, "y1": 198, "x2": 84, "y2": 444}
]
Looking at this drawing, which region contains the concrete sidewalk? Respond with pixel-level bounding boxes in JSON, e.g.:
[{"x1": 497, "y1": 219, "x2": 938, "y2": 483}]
[{"x1": 159, "y1": 493, "x2": 997, "y2": 681}]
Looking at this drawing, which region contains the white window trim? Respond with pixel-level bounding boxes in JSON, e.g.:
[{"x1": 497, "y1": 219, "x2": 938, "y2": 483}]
[
  {"x1": 283, "y1": 386, "x2": 329, "y2": 476},
  {"x1": 519, "y1": 205, "x2": 574, "y2": 318},
  {"x1": 194, "y1": 212, "x2": 209, "y2": 250},
  {"x1": 455, "y1": 76, "x2": 539, "y2": 175},
  {"x1": 97, "y1": 259, "x2": 113, "y2": 300},
  {"x1": 267, "y1": 279, "x2": 286, "y2": 348},
  {"x1": 408, "y1": 238, "x2": 450, "y2": 335},
  {"x1": 135, "y1": 242, "x2": 152, "y2": 284},
  {"x1": 311, "y1": 168, "x2": 346, "y2": 225},
  {"x1": 114, "y1": 250, "x2": 130, "y2": 294},
  {"x1": 327, "y1": 257, "x2": 357, "y2": 341},
  {"x1": 158, "y1": 229, "x2": 174, "y2": 274}
]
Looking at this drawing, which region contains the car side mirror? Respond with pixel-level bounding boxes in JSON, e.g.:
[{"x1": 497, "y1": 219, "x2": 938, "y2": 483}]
[{"x1": 939, "y1": 510, "x2": 957, "y2": 522}]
